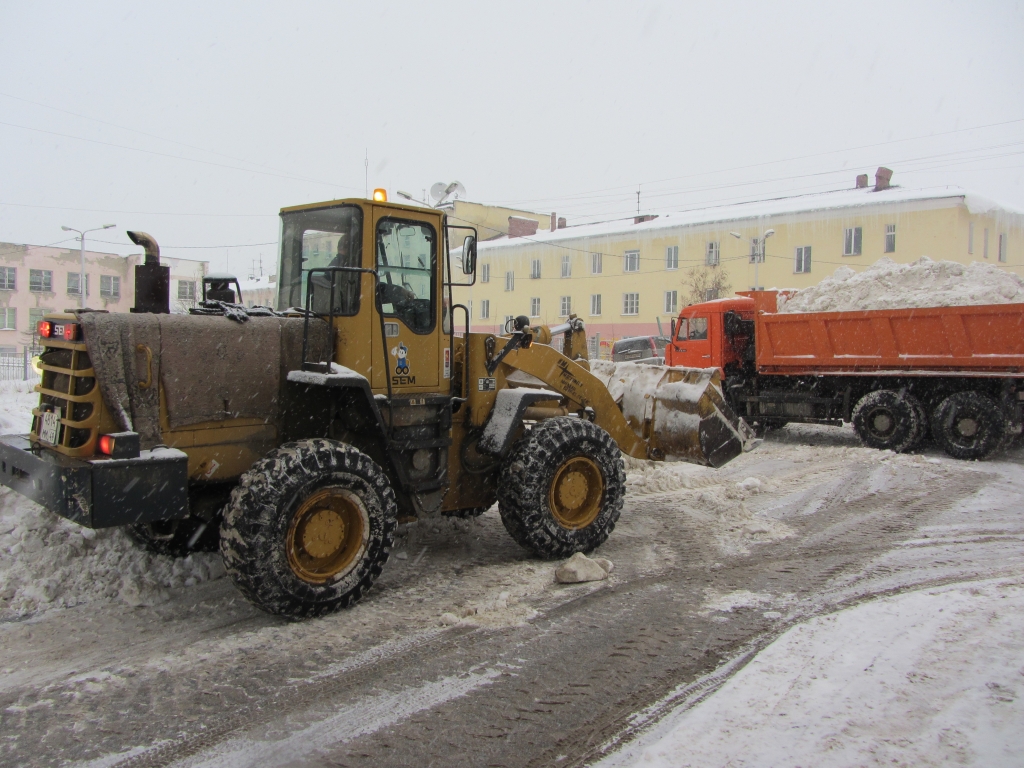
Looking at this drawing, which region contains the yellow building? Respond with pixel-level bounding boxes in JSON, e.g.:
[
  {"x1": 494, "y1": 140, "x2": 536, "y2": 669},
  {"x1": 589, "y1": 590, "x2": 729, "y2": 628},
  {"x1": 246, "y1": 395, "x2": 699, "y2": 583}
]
[{"x1": 458, "y1": 173, "x2": 1024, "y2": 354}]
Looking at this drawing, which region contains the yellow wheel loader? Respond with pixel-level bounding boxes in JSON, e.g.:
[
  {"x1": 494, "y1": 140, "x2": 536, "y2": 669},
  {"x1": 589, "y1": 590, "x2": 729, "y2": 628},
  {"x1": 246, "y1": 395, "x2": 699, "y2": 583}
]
[{"x1": 0, "y1": 195, "x2": 754, "y2": 619}]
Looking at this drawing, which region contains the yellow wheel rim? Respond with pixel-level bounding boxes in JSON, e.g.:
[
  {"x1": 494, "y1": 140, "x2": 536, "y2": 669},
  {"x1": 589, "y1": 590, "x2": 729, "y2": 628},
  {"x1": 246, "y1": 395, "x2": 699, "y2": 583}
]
[
  {"x1": 548, "y1": 456, "x2": 604, "y2": 530},
  {"x1": 286, "y1": 486, "x2": 368, "y2": 584}
]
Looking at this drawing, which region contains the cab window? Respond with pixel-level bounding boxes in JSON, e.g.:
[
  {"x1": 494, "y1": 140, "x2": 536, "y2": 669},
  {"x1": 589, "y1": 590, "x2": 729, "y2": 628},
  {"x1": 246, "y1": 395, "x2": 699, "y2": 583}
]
[
  {"x1": 688, "y1": 316, "x2": 708, "y2": 340},
  {"x1": 376, "y1": 218, "x2": 436, "y2": 334}
]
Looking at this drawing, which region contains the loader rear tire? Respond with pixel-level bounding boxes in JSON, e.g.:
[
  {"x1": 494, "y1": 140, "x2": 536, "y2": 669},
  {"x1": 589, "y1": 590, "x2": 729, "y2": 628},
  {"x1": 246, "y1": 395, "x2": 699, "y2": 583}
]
[
  {"x1": 852, "y1": 390, "x2": 921, "y2": 453},
  {"x1": 931, "y1": 391, "x2": 1006, "y2": 460},
  {"x1": 220, "y1": 439, "x2": 397, "y2": 619},
  {"x1": 497, "y1": 417, "x2": 625, "y2": 559}
]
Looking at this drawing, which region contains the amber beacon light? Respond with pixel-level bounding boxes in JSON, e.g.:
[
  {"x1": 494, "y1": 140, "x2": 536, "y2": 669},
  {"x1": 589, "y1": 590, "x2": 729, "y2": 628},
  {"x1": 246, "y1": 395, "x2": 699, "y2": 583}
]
[{"x1": 372, "y1": 188, "x2": 387, "y2": 202}]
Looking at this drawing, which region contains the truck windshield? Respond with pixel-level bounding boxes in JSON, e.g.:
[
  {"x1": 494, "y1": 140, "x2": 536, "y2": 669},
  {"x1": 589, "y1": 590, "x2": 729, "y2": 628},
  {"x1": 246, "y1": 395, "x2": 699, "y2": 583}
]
[{"x1": 278, "y1": 205, "x2": 363, "y2": 313}]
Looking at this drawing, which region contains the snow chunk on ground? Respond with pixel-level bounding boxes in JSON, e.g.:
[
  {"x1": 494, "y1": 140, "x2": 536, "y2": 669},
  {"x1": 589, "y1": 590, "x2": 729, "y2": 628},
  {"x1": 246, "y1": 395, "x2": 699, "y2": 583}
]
[
  {"x1": 555, "y1": 552, "x2": 611, "y2": 583},
  {"x1": 601, "y1": 578, "x2": 1024, "y2": 767},
  {"x1": 779, "y1": 256, "x2": 1024, "y2": 313},
  {"x1": 0, "y1": 380, "x2": 39, "y2": 436}
]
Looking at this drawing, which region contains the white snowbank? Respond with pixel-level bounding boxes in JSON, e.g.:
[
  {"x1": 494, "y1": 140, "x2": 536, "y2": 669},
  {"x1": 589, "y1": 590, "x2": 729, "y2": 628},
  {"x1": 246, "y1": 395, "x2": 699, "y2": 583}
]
[
  {"x1": 779, "y1": 256, "x2": 1024, "y2": 313},
  {"x1": 602, "y1": 578, "x2": 1024, "y2": 767},
  {"x1": 0, "y1": 383, "x2": 224, "y2": 618}
]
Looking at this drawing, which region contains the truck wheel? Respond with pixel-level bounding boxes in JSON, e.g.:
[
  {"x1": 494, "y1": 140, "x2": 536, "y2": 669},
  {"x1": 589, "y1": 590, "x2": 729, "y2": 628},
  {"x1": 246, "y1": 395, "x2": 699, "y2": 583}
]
[
  {"x1": 220, "y1": 439, "x2": 397, "y2": 619},
  {"x1": 126, "y1": 517, "x2": 220, "y2": 557},
  {"x1": 905, "y1": 395, "x2": 930, "y2": 451},
  {"x1": 497, "y1": 417, "x2": 625, "y2": 559},
  {"x1": 931, "y1": 391, "x2": 1006, "y2": 460},
  {"x1": 852, "y1": 390, "x2": 920, "y2": 452}
]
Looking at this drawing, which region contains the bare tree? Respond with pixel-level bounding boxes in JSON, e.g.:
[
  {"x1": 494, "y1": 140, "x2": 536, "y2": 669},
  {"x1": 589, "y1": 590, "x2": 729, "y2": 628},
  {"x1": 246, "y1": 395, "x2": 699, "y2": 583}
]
[{"x1": 683, "y1": 265, "x2": 733, "y2": 306}]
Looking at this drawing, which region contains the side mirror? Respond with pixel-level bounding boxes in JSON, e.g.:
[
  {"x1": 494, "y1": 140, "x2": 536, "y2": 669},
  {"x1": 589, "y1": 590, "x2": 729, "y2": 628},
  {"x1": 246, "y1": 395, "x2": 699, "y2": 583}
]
[
  {"x1": 462, "y1": 235, "x2": 477, "y2": 275},
  {"x1": 670, "y1": 317, "x2": 677, "y2": 339}
]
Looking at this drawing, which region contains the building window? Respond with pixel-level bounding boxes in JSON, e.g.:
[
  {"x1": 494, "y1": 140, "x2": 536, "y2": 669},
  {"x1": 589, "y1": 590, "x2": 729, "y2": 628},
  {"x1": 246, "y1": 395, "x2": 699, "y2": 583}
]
[
  {"x1": 560, "y1": 296, "x2": 572, "y2": 317},
  {"x1": 705, "y1": 241, "x2": 719, "y2": 266},
  {"x1": 530, "y1": 297, "x2": 540, "y2": 317},
  {"x1": 505, "y1": 271, "x2": 515, "y2": 291},
  {"x1": 705, "y1": 289, "x2": 720, "y2": 301},
  {"x1": 622, "y1": 292, "x2": 639, "y2": 315},
  {"x1": 664, "y1": 290, "x2": 677, "y2": 314},
  {"x1": 590, "y1": 294, "x2": 602, "y2": 316},
  {"x1": 561, "y1": 254, "x2": 572, "y2": 278},
  {"x1": 480, "y1": 299, "x2": 490, "y2": 319},
  {"x1": 29, "y1": 269, "x2": 52, "y2": 293},
  {"x1": 885, "y1": 224, "x2": 896, "y2": 253},
  {"x1": 795, "y1": 245, "x2": 812, "y2": 274},
  {"x1": 1, "y1": 308, "x2": 15, "y2": 330},
  {"x1": 481, "y1": 263, "x2": 490, "y2": 283},
  {"x1": 843, "y1": 227, "x2": 862, "y2": 256},
  {"x1": 666, "y1": 245, "x2": 679, "y2": 270},
  {"x1": 177, "y1": 280, "x2": 197, "y2": 301},
  {"x1": 530, "y1": 259, "x2": 541, "y2": 279},
  {"x1": 984, "y1": 228, "x2": 990, "y2": 258},
  {"x1": 624, "y1": 250, "x2": 639, "y2": 272},
  {"x1": 28, "y1": 307, "x2": 50, "y2": 346},
  {"x1": 999, "y1": 233, "x2": 1007, "y2": 263},
  {"x1": 749, "y1": 237, "x2": 763, "y2": 263},
  {"x1": 969, "y1": 222, "x2": 974, "y2": 254},
  {"x1": 0, "y1": 267, "x2": 15, "y2": 290},
  {"x1": 67, "y1": 272, "x2": 89, "y2": 296},
  {"x1": 100, "y1": 275, "x2": 120, "y2": 299},
  {"x1": 504, "y1": 315, "x2": 515, "y2": 330},
  {"x1": 591, "y1": 252, "x2": 602, "y2": 274}
]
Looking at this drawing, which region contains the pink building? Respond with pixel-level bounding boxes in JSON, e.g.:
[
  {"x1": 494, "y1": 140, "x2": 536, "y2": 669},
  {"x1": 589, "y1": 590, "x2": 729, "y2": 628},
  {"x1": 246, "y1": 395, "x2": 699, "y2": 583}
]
[{"x1": 0, "y1": 242, "x2": 208, "y2": 355}]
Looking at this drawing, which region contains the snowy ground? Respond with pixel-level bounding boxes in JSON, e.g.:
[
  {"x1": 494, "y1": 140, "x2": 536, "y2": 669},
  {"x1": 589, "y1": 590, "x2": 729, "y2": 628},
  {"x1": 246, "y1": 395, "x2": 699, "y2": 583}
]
[
  {"x1": 1, "y1": 386, "x2": 1022, "y2": 766},
  {"x1": 600, "y1": 577, "x2": 1024, "y2": 767}
]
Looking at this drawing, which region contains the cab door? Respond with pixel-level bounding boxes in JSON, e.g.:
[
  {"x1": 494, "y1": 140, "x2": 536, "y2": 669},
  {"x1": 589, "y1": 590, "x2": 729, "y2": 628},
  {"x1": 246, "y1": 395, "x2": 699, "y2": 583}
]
[
  {"x1": 369, "y1": 209, "x2": 441, "y2": 393},
  {"x1": 671, "y1": 314, "x2": 712, "y2": 368}
]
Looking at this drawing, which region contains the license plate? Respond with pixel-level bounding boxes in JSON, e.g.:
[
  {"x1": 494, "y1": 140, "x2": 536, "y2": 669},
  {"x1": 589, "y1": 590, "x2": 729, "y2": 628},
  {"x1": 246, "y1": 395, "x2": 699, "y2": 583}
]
[{"x1": 39, "y1": 409, "x2": 60, "y2": 445}]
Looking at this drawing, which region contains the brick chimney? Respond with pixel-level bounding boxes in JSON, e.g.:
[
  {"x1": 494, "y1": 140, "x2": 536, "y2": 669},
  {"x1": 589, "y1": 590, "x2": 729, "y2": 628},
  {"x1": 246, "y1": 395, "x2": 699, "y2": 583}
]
[
  {"x1": 557, "y1": 217, "x2": 567, "y2": 229},
  {"x1": 856, "y1": 174, "x2": 869, "y2": 189},
  {"x1": 550, "y1": 212, "x2": 557, "y2": 231},
  {"x1": 508, "y1": 216, "x2": 539, "y2": 238},
  {"x1": 874, "y1": 167, "x2": 893, "y2": 191}
]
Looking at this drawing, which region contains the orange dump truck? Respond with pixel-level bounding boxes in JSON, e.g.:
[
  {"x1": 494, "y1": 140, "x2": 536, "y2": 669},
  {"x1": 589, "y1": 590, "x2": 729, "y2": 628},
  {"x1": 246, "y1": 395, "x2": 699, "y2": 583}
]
[{"x1": 665, "y1": 291, "x2": 1024, "y2": 459}]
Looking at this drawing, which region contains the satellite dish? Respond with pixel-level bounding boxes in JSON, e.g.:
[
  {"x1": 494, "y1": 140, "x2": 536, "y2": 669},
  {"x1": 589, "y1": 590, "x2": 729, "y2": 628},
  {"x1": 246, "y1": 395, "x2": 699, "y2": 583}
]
[{"x1": 429, "y1": 181, "x2": 468, "y2": 207}]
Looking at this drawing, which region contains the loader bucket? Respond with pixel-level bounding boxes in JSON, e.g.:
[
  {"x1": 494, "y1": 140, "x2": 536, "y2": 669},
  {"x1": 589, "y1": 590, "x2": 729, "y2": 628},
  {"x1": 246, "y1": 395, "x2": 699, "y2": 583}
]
[{"x1": 595, "y1": 362, "x2": 756, "y2": 467}]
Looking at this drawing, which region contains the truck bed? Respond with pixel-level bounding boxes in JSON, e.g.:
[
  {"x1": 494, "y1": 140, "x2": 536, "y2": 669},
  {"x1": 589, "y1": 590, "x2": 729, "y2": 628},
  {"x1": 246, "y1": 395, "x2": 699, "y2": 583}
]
[{"x1": 751, "y1": 292, "x2": 1024, "y2": 376}]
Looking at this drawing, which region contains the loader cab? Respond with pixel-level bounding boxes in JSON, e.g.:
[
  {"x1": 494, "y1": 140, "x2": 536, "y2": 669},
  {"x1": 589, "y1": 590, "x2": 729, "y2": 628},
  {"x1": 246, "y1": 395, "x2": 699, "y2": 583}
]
[
  {"x1": 277, "y1": 197, "x2": 460, "y2": 395},
  {"x1": 669, "y1": 296, "x2": 755, "y2": 376}
]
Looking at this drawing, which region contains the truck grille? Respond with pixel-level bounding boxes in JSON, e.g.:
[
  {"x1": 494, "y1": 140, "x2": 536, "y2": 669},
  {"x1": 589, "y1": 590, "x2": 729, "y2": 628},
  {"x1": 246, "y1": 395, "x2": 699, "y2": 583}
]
[{"x1": 32, "y1": 339, "x2": 104, "y2": 457}]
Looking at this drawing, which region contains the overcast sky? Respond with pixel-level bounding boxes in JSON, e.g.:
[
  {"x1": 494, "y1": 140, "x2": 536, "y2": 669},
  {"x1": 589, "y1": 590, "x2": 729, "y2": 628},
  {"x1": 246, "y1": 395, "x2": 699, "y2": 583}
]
[{"x1": 2, "y1": 1, "x2": 1022, "y2": 274}]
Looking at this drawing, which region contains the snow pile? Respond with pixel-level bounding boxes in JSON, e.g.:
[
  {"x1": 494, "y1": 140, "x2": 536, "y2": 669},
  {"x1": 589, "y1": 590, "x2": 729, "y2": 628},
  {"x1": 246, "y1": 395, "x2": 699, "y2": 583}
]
[
  {"x1": 0, "y1": 383, "x2": 224, "y2": 618},
  {"x1": 778, "y1": 256, "x2": 1024, "y2": 313},
  {"x1": 602, "y1": 578, "x2": 1024, "y2": 768},
  {"x1": 0, "y1": 491, "x2": 226, "y2": 618}
]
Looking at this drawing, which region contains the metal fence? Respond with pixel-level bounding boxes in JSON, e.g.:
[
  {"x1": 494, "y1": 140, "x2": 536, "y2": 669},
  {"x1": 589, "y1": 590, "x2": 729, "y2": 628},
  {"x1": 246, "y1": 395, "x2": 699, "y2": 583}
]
[{"x1": 0, "y1": 351, "x2": 40, "y2": 382}]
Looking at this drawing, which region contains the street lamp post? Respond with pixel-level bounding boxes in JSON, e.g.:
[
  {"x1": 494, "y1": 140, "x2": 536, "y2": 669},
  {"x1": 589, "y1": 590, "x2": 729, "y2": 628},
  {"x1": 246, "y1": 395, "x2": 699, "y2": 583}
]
[
  {"x1": 730, "y1": 228, "x2": 774, "y2": 290},
  {"x1": 61, "y1": 224, "x2": 116, "y2": 308}
]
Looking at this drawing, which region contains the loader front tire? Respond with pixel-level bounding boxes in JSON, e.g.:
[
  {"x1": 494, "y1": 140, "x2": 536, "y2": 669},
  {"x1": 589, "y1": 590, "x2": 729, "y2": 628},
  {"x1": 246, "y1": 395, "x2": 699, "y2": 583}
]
[
  {"x1": 498, "y1": 417, "x2": 625, "y2": 559},
  {"x1": 220, "y1": 439, "x2": 397, "y2": 619}
]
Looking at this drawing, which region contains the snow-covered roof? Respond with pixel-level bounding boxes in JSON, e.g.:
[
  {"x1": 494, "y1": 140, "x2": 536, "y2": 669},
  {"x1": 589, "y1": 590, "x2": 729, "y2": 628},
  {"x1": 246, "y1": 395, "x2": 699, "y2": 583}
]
[{"x1": 477, "y1": 185, "x2": 1019, "y2": 253}]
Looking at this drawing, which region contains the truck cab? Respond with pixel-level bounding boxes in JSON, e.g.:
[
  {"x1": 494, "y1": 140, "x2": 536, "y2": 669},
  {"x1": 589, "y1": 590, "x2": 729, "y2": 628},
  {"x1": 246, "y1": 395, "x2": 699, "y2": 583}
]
[{"x1": 665, "y1": 296, "x2": 755, "y2": 377}]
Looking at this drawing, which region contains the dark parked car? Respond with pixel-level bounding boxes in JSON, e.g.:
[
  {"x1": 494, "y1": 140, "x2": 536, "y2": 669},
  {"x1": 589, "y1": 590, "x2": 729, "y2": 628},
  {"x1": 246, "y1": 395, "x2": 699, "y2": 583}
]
[{"x1": 611, "y1": 335, "x2": 670, "y2": 364}]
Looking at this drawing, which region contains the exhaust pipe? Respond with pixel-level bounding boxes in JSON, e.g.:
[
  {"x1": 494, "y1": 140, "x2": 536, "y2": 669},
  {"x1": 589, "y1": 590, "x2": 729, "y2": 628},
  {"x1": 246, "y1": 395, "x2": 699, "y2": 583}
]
[{"x1": 128, "y1": 231, "x2": 170, "y2": 314}]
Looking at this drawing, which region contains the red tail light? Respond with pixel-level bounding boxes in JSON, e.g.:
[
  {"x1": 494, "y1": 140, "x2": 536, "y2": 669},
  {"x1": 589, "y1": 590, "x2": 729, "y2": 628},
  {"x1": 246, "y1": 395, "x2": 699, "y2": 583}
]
[
  {"x1": 37, "y1": 320, "x2": 52, "y2": 338},
  {"x1": 98, "y1": 435, "x2": 114, "y2": 455},
  {"x1": 62, "y1": 323, "x2": 79, "y2": 341}
]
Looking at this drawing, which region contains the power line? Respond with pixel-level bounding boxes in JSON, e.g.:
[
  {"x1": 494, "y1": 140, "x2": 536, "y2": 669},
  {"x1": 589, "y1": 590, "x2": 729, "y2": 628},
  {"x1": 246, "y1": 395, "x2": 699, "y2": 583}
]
[
  {"x1": 0, "y1": 119, "x2": 362, "y2": 192},
  {"x1": 0, "y1": 237, "x2": 78, "y2": 258},
  {"x1": 491, "y1": 116, "x2": 1024, "y2": 207},
  {"x1": 0, "y1": 201, "x2": 276, "y2": 217},
  {"x1": 0, "y1": 90, "x2": 321, "y2": 184},
  {"x1": 91, "y1": 238, "x2": 277, "y2": 249}
]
